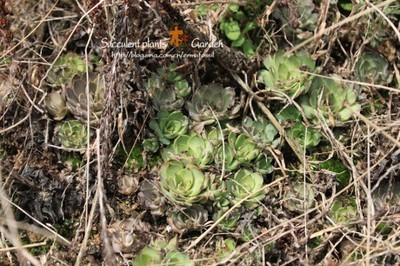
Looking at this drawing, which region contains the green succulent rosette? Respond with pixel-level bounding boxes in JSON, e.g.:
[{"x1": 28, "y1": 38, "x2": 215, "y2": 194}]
[
  {"x1": 215, "y1": 144, "x2": 241, "y2": 172},
  {"x1": 149, "y1": 110, "x2": 189, "y2": 145},
  {"x1": 258, "y1": 51, "x2": 316, "y2": 99},
  {"x1": 160, "y1": 160, "x2": 209, "y2": 206},
  {"x1": 330, "y1": 196, "x2": 358, "y2": 224},
  {"x1": 145, "y1": 63, "x2": 191, "y2": 111},
  {"x1": 56, "y1": 120, "x2": 91, "y2": 150},
  {"x1": 167, "y1": 204, "x2": 208, "y2": 234},
  {"x1": 185, "y1": 83, "x2": 241, "y2": 124},
  {"x1": 228, "y1": 132, "x2": 260, "y2": 166},
  {"x1": 47, "y1": 52, "x2": 87, "y2": 86},
  {"x1": 283, "y1": 182, "x2": 315, "y2": 213},
  {"x1": 161, "y1": 133, "x2": 213, "y2": 168},
  {"x1": 242, "y1": 116, "x2": 280, "y2": 148},
  {"x1": 132, "y1": 246, "x2": 162, "y2": 266},
  {"x1": 64, "y1": 72, "x2": 105, "y2": 127},
  {"x1": 287, "y1": 122, "x2": 321, "y2": 149},
  {"x1": 227, "y1": 169, "x2": 266, "y2": 208},
  {"x1": 355, "y1": 51, "x2": 392, "y2": 85},
  {"x1": 301, "y1": 76, "x2": 361, "y2": 125},
  {"x1": 213, "y1": 208, "x2": 241, "y2": 231}
]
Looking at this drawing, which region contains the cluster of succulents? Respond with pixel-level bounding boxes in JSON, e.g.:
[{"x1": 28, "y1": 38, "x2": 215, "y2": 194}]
[
  {"x1": 145, "y1": 63, "x2": 191, "y2": 112},
  {"x1": 258, "y1": 51, "x2": 317, "y2": 99}
]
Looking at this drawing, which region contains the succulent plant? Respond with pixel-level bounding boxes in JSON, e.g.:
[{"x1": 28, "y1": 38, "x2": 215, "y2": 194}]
[
  {"x1": 120, "y1": 145, "x2": 145, "y2": 172},
  {"x1": 242, "y1": 116, "x2": 280, "y2": 148},
  {"x1": 287, "y1": 122, "x2": 321, "y2": 149},
  {"x1": 185, "y1": 84, "x2": 241, "y2": 124},
  {"x1": 64, "y1": 72, "x2": 104, "y2": 127},
  {"x1": 318, "y1": 158, "x2": 350, "y2": 190},
  {"x1": 283, "y1": 182, "x2": 315, "y2": 213},
  {"x1": 133, "y1": 238, "x2": 193, "y2": 266},
  {"x1": 117, "y1": 173, "x2": 139, "y2": 196},
  {"x1": 143, "y1": 137, "x2": 159, "y2": 153},
  {"x1": 167, "y1": 204, "x2": 208, "y2": 234},
  {"x1": 355, "y1": 51, "x2": 392, "y2": 85},
  {"x1": 149, "y1": 110, "x2": 189, "y2": 145},
  {"x1": 329, "y1": 196, "x2": 358, "y2": 224},
  {"x1": 44, "y1": 91, "x2": 68, "y2": 120},
  {"x1": 132, "y1": 246, "x2": 162, "y2": 266},
  {"x1": 47, "y1": 52, "x2": 87, "y2": 86},
  {"x1": 161, "y1": 133, "x2": 214, "y2": 168},
  {"x1": 160, "y1": 160, "x2": 209, "y2": 206},
  {"x1": 145, "y1": 63, "x2": 191, "y2": 111},
  {"x1": 213, "y1": 208, "x2": 241, "y2": 231},
  {"x1": 215, "y1": 145, "x2": 241, "y2": 171},
  {"x1": 138, "y1": 179, "x2": 166, "y2": 216},
  {"x1": 258, "y1": 51, "x2": 316, "y2": 99},
  {"x1": 163, "y1": 250, "x2": 193, "y2": 266},
  {"x1": 227, "y1": 169, "x2": 266, "y2": 208},
  {"x1": 301, "y1": 76, "x2": 361, "y2": 125},
  {"x1": 108, "y1": 216, "x2": 151, "y2": 253},
  {"x1": 214, "y1": 238, "x2": 236, "y2": 260},
  {"x1": 272, "y1": 0, "x2": 318, "y2": 39},
  {"x1": 55, "y1": 120, "x2": 90, "y2": 150},
  {"x1": 228, "y1": 132, "x2": 260, "y2": 166},
  {"x1": 253, "y1": 153, "x2": 274, "y2": 175}
]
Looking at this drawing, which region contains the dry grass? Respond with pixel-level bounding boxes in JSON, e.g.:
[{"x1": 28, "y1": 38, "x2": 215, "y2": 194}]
[{"x1": 0, "y1": 0, "x2": 399, "y2": 265}]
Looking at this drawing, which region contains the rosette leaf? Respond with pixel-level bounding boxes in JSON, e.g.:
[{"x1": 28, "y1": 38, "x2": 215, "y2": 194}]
[
  {"x1": 355, "y1": 51, "x2": 392, "y2": 85},
  {"x1": 253, "y1": 153, "x2": 274, "y2": 175},
  {"x1": 258, "y1": 51, "x2": 316, "y2": 99},
  {"x1": 138, "y1": 179, "x2": 166, "y2": 216},
  {"x1": 185, "y1": 84, "x2": 241, "y2": 124},
  {"x1": 227, "y1": 169, "x2": 265, "y2": 208},
  {"x1": 160, "y1": 160, "x2": 209, "y2": 206},
  {"x1": 149, "y1": 110, "x2": 189, "y2": 145},
  {"x1": 64, "y1": 72, "x2": 104, "y2": 127},
  {"x1": 44, "y1": 91, "x2": 68, "y2": 121},
  {"x1": 167, "y1": 204, "x2": 208, "y2": 234},
  {"x1": 55, "y1": 120, "x2": 90, "y2": 150},
  {"x1": 242, "y1": 116, "x2": 280, "y2": 148},
  {"x1": 301, "y1": 76, "x2": 361, "y2": 125},
  {"x1": 161, "y1": 133, "x2": 213, "y2": 168}
]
